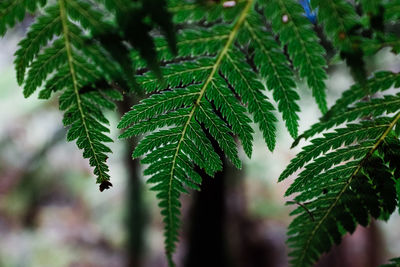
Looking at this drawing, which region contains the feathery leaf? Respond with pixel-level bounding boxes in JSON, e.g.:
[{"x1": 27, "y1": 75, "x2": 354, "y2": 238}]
[
  {"x1": 262, "y1": 0, "x2": 328, "y2": 113},
  {"x1": 282, "y1": 70, "x2": 400, "y2": 266}
]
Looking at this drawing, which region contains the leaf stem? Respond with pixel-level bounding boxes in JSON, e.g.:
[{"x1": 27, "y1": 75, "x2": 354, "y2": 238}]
[
  {"x1": 59, "y1": 0, "x2": 108, "y2": 185},
  {"x1": 165, "y1": 0, "x2": 254, "y2": 261}
]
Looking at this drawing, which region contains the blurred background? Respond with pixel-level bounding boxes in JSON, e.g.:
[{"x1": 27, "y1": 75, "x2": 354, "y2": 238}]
[{"x1": 0, "y1": 15, "x2": 400, "y2": 267}]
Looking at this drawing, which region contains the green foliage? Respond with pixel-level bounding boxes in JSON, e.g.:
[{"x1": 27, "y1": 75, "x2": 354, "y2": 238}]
[
  {"x1": 383, "y1": 1, "x2": 400, "y2": 23},
  {"x1": 262, "y1": 0, "x2": 328, "y2": 113},
  {"x1": 119, "y1": 1, "x2": 332, "y2": 263},
  {"x1": 292, "y1": 71, "x2": 400, "y2": 146},
  {"x1": 14, "y1": 0, "x2": 117, "y2": 190},
  {"x1": 282, "y1": 99, "x2": 400, "y2": 266},
  {"x1": 279, "y1": 1, "x2": 400, "y2": 265},
  {"x1": 4, "y1": 0, "x2": 400, "y2": 266},
  {"x1": 311, "y1": 0, "x2": 359, "y2": 49},
  {"x1": 120, "y1": 2, "x2": 258, "y2": 263},
  {"x1": 238, "y1": 14, "x2": 300, "y2": 138},
  {"x1": 3, "y1": 0, "x2": 175, "y2": 190},
  {"x1": 381, "y1": 257, "x2": 400, "y2": 267},
  {"x1": 280, "y1": 10, "x2": 400, "y2": 265},
  {"x1": 358, "y1": 0, "x2": 381, "y2": 15},
  {"x1": 0, "y1": 0, "x2": 46, "y2": 36}
]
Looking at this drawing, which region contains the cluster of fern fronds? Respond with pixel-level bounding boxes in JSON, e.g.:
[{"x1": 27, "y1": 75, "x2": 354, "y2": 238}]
[
  {"x1": 2, "y1": 0, "x2": 400, "y2": 266},
  {"x1": 279, "y1": 1, "x2": 400, "y2": 266},
  {"x1": 119, "y1": 0, "x2": 333, "y2": 263},
  {"x1": 281, "y1": 71, "x2": 400, "y2": 266}
]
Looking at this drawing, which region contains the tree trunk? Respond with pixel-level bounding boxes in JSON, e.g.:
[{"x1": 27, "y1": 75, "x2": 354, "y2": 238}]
[
  {"x1": 183, "y1": 138, "x2": 230, "y2": 267},
  {"x1": 118, "y1": 99, "x2": 147, "y2": 267}
]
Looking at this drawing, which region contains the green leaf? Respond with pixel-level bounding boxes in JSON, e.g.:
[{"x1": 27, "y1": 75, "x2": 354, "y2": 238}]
[{"x1": 263, "y1": 0, "x2": 328, "y2": 113}]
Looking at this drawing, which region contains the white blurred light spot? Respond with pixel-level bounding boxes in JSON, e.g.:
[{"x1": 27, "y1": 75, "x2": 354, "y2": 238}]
[
  {"x1": 282, "y1": 14, "x2": 289, "y2": 23},
  {"x1": 223, "y1": 1, "x2": 236, "y2": 7}
]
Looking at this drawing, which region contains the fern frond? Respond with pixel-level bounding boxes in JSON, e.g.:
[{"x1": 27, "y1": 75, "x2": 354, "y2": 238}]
[
  {"x1": 280, "y1": 119, "x2": 391, "y2": 182},
  {"x1": 293, "y1": 71, "x2": 400, "y2": 145},
  {"x1": 357, "y1": 0, "x2": 382, "y2": 15},
  {"x1": 310, "y1": 0, "x2": 359, "y2": 48},
  {"x1": 219, "y1": 49, "x2": 277, "y2": 150},
  {"x1": 281, "y1": 71, "x2": 400, "y2": 266},
  {"x1": 206, "y1": 77, "x2": 254, "y2": 156},
  {"x1": 137, "y1": 58, "x2": 215, "y2": 92},
  {"x1": 96, "y1": 0, "x2": 131, "y2": 12},
  {"x1": 119, "y1": 0, "x2": 339, "y2": 261},
  {"x1": 13, "y1": 0, "x2": 118, "y2": 189},
  {"x1": 133, "y1": 25, "x2": 231, "y2": 70},
  {"x1": 286, "y1": 114, "x2": 400, "y2": 266},
  {"x1": 238, "y1": 14, "x2": 299, "y2": 138},
  {"x1": 262, "y1": 0, "x2": 328, "y2": 113},
  {"x1": 0, "y1": 0, "x2": 46, "y2": 36},
  {"x1": 118, "y1": 0, "x2": 281, "y2": 264},
  {"x1": 168, "y1": 0, "x2": 246, "y2": 24},
  {"x1": 9, "y1": 0, "x2": 176, "y2": 189},
  {"x1": 59, "y1": 0, "x2": 113, "y2": 189},
  {"x1": 142, "y1": 0, "x2": 177, "y2": 55},
  {"x1": 14, "y1": 5, "x2": 61, "y2": 85},
  {"x1": 383, "y1": 1, "x2": 400, "y2": 23},
  {"x1": 363, "y1": 34, "x2": 400, "y2": 56}
]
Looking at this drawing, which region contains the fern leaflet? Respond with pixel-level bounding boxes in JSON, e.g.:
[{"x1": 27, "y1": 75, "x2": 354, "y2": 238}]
[
  {"x1": 4, "y1": 0, "x2": 176, "y2": 190},
  {"x1": 13, "y1": 0, "x2": 122, "y2": 190},
  {"x1": 120, "y1": 2, "x2": 257, "y2": 263},
  {"x1": 281, "y1": 72, "x2": 400, "y2": 266},
  {"x1": 119, "y1": 0, "x2": 333, "y2": 264},
  {"x1": 262, "y1": 0, "x2": 328, "y2": 113},
  {"x1": 0, "y1": 0, "x2": 46, "y2": 36}
]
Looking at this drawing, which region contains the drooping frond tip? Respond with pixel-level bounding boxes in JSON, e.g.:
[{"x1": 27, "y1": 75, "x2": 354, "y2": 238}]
[
  {"x1": 13, "y1": 0, "x2": 118, "y2": 189},
  {"x1": 6, "y1": 0, "x2": 177, "y2": 190}
]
